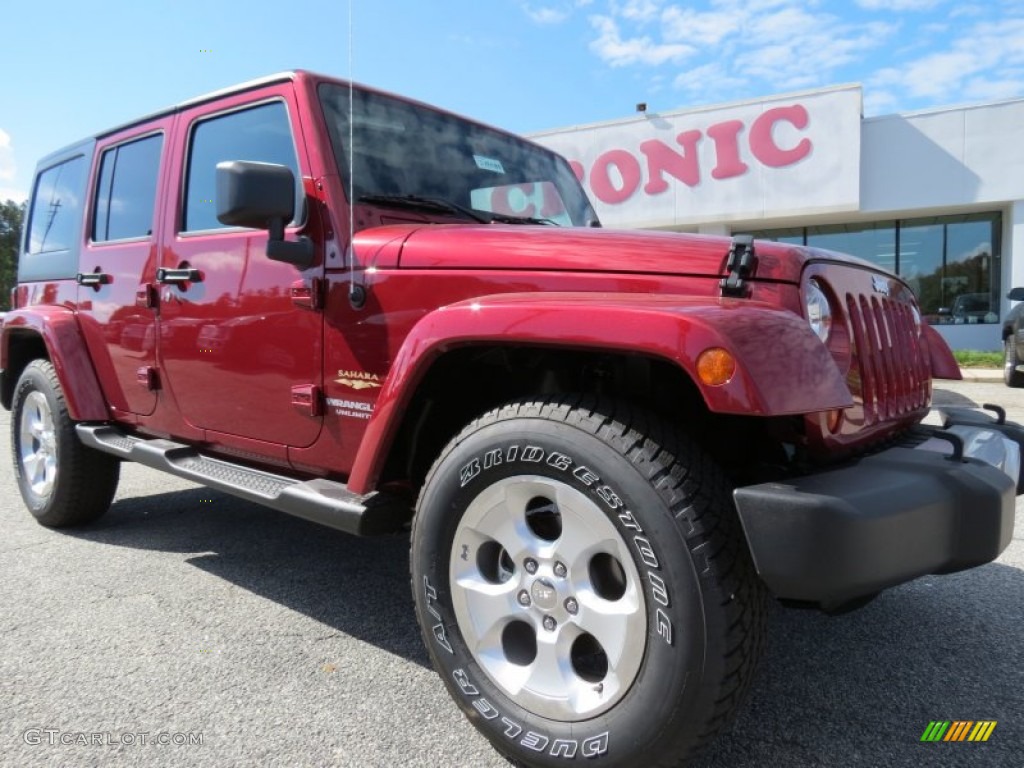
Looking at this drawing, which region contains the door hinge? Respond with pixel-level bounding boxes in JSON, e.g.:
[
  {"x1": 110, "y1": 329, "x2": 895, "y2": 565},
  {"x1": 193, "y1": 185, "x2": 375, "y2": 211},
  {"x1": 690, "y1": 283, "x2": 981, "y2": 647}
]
[
  {"x1": 291, "y1": 384, "x2": 322, "y2": 417},
  {"x1": 719, "y1": 234, "x2": 757, "y2": 298},
  {"x1": 290, "y1": 277, "x2": 324, "y2": 311},
  {"x1": 136, "y1": 366, "x2": 160, "y2": 391}
]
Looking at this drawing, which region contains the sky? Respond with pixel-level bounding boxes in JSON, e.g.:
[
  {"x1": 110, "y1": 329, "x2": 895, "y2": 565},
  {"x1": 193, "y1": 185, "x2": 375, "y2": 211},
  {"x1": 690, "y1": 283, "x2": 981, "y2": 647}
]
[{"x1": 1, "y1": 0, "x2": 1023, "y2": 204}]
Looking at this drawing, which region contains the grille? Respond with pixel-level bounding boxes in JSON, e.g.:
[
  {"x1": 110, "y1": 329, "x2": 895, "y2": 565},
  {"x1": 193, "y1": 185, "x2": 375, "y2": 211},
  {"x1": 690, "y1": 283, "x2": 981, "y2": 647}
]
[{"x1": 845, "y1": 293, "x2": 930, "y2": 426}]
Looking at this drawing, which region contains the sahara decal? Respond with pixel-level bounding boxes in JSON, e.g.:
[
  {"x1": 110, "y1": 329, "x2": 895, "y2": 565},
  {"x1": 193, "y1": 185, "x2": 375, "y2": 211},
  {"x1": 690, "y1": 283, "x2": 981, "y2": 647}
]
[{"x1": 334, "y1": 369, "x2": 383, "y2": 390}]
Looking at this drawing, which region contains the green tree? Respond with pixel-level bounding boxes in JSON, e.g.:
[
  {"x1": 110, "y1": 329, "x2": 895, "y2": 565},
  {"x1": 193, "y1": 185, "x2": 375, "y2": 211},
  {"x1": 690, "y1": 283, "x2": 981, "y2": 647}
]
[{"x1": 0, "y1": 199, "x2": 24, "y2": 310}]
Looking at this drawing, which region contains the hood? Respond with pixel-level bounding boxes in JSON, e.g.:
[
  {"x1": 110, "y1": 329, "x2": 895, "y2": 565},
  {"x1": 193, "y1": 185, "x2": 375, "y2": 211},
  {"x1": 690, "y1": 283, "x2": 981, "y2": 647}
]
[{"x1": 380, "y1": 224, "x2": 884, "y2": 284}]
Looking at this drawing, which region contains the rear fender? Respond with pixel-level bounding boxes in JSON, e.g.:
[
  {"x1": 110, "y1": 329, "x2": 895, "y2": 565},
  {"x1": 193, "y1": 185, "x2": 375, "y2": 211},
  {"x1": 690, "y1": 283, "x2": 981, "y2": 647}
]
[
  {"x1": 347, "y1": 292, "x2": 851, "y2": 492},
  {"x1": 1, "y1": 307, "x2": 109, "y2": 420}
]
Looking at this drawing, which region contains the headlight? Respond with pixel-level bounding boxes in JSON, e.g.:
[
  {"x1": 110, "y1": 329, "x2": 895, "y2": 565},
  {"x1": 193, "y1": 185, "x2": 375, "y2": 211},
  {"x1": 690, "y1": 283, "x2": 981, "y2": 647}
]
[{"x1": 805, "y1": 279, "x2": 832, "y2": 343}]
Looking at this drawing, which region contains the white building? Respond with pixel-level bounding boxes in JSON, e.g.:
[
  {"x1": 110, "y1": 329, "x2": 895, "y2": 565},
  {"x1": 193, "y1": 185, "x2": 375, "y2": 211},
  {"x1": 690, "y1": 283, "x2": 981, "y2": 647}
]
[{"x1": 532, "y1": 84, "x2": 1024, "y2": 351}]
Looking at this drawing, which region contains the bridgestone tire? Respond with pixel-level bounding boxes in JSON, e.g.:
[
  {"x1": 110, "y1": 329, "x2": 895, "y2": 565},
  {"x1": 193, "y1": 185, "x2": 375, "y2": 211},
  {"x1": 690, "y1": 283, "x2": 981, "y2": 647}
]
[
  {"x1": 411, "y1": 397, "x2": 768, "y2": 768},
  {"x1": 11, "y1": 360, "x2": 120, "y2": 527},
  {"x1": 1005, "y1": 339, "x2": 1024, "y2": 388}
]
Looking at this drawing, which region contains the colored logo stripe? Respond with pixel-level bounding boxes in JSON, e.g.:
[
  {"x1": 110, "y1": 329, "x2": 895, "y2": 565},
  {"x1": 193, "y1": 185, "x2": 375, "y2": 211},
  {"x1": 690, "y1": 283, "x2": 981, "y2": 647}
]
[
  {"x1": 969, "y1": 722, "x2": 997, "y2": 742},
  {"x1": 920, "y1": 721, "x2": 996, "y2": 742}
]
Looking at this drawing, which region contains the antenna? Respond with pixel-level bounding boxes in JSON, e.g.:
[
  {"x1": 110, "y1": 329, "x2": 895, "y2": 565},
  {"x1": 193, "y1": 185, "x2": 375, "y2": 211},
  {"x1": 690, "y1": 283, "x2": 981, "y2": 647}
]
[{"x1": 347, "y1": 0, "x2": 366, "y2": 308}]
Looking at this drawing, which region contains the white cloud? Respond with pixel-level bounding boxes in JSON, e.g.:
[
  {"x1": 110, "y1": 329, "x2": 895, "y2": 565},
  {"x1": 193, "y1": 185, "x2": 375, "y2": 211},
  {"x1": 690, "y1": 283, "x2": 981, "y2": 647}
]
[
  {"x1": 0, "y1": 129, "x2": 15, "y2": 184},
  {"x1": 617, "y1": 0, "x2": 663, "y2": 23},
  {"x1": 661, "y1": 6, "x2": 740, "y2": 46},
  {"x1": 589, "y1": 15, "x2": 694, "y2": 66},
  {"x1": 524, "y1": 5, "x2": 570, "y2": 24},
  {"x1": 521, "y1": 0, "x2": 594, "y2": 24},
  {"x1": 673, "y1": 62, "x2": 747, "y2": 96},
  {"x1": 873, "y1": 18, "x2": 1024, "y2": 102},
  {"x1": 0, "y1": 129, "x2": 26, "y2": 202},
  {"x1": 855, "y1": 0, "x2": 941, "y2": 9}
]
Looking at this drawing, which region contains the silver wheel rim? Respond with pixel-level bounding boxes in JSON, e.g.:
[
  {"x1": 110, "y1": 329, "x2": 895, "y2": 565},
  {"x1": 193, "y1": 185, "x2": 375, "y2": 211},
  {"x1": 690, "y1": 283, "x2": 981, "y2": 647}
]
[
  {"x1": 19, "y1": 391, "x2": 58, "y2": 499},
  {"x1": 449, "y1": 475, "x2": 646, "y2": 720}
]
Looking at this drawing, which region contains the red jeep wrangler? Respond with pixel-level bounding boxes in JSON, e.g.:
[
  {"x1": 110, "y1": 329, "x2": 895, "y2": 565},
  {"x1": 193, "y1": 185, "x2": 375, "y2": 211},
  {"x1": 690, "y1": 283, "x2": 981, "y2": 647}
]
[{"x1": 3, "y1": 71, "x2": 1020, "y2": 767}]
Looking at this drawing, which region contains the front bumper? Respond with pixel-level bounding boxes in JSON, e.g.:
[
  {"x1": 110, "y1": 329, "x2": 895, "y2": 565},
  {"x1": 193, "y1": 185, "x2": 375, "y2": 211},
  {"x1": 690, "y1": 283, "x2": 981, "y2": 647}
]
[{"x1": 733, "y1": 417, "x2": 1018, "y2": 609}]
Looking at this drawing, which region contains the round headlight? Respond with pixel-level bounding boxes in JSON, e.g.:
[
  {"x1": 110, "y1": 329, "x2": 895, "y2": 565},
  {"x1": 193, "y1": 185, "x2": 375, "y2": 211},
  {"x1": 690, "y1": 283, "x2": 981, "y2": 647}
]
[{"x1": 805, "y1": 279, "x2": 832, "y2": 343}]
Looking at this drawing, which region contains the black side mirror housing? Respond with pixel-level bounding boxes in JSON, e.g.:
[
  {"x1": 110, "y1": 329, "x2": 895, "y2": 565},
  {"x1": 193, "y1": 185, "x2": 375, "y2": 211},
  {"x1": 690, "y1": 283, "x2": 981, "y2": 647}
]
[
  {"x1": 215, "y1": 161, "x2": 314, "y2": 269},
  {"x1": 1008, "y1": 287, "x2": 1024, "y2": 302}
]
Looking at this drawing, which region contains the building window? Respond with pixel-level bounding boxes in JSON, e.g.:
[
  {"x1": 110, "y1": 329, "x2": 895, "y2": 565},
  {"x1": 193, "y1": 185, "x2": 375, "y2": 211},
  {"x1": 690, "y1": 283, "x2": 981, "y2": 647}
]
[
  {"x1": 806, "y1": 221, "x2": 896, "y2": 275},
  {"x1": 746, "y1": 211, "x2": 1001, "y2": 324}
]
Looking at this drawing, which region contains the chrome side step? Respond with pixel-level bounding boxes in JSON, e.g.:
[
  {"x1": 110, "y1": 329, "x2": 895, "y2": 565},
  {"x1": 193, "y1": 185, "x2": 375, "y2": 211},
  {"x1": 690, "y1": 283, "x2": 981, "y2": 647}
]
[{"x1": 76, "y1": 424, "x2": 410, "y2": 535}]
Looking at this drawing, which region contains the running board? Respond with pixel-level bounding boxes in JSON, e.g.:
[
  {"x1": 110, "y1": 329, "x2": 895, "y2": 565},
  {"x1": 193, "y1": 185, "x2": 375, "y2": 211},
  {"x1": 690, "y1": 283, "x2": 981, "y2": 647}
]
[{"x1": 76, "y1": 425, "x2": 410, "y2": 535}]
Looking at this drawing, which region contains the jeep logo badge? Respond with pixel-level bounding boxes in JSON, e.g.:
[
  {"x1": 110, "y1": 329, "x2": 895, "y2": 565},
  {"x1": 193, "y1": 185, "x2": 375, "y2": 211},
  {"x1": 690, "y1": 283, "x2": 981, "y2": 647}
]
[{"x1": 872, "y1": 275, "x2": 890, "y2": 296}]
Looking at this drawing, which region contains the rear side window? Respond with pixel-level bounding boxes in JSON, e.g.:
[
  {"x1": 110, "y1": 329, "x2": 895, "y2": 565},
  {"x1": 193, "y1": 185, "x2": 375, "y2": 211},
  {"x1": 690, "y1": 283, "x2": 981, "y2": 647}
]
[
  {"x1": 27, "y1": 156, "x2": 86, "y2": 253},
  {"x1": 183, "y1": 101, "x2": 300, "y2": 232},
  {"x1": 92, "y1": 134, "x2": 163, "y2": 242}
]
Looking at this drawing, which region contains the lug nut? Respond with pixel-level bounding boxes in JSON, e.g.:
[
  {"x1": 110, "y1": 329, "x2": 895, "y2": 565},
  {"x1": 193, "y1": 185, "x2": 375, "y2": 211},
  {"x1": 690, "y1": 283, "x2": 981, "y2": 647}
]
[
  {"x1": 524, "y1": 558, "x2": 538, "y2": 574},
  {"x1": 543, "y1": 615, "x2": 557, "y2": 631},
  {"x1": 553, "y1": 561, "x2": 567, "y2": 578},
  {"x1": 564, "y1": 597, "x2": 578, "y2": 615},
  {"x1": 518, "y1": 590, "x2": 531, "y2": 606}
]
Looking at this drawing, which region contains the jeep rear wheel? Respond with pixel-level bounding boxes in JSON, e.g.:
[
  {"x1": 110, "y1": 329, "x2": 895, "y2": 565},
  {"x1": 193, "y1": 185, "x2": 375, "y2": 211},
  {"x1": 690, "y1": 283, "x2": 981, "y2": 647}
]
[
  {"x1": 11, "y1": 360, "x2": 120, "y2": 527},
  {"x1": 411, "y1": 397, "x2": 768, "y2": 768}
]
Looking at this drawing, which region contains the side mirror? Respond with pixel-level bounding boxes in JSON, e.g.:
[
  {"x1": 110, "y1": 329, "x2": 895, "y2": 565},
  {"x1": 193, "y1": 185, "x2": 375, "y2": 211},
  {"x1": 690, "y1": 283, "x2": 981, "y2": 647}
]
[
  {"x1": 216, "y1": 161, "x2": 314, "y2": 269},
  {"x1": 1008, "y1": 287, "x2": 1024, "y2": 302}
]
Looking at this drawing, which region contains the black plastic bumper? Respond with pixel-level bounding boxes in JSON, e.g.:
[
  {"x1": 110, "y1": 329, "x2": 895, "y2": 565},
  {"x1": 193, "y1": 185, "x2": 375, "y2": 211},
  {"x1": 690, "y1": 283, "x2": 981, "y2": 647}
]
[{"x1": 733, "y1": 444, "x2": 1016, "y2": 609}]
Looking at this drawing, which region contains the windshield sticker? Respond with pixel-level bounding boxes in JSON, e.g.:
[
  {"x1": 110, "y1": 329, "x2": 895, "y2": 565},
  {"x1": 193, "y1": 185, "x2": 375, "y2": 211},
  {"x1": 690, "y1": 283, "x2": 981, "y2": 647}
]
[{"x1": 473, "y1": 155, "x2": 505, "y2": 175}]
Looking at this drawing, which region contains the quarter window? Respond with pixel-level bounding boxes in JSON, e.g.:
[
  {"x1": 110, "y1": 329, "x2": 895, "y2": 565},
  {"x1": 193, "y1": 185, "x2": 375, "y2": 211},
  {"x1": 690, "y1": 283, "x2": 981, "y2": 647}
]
[
  {"x1": 92, "y1": 134, "x2": 163, "y2": 242},
  {"x1": 27, "y1": 156, "x2": 86, "y2": 254},
  {"x1": 183, "y1": 102, "x2": 300, "y2": 232}
]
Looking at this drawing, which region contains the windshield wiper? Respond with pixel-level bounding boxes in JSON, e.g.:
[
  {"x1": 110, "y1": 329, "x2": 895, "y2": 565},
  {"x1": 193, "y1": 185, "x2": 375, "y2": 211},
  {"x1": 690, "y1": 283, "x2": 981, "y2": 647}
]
[
  {"x1": 488, "y1": 211, "x2": 558, "y2": 226},
  {"x1": 358, "y1": 194, "x2": 489, "y2": 224},
  {"x1": 358, "y1": 194, "x2": 558, "y2": 226}
]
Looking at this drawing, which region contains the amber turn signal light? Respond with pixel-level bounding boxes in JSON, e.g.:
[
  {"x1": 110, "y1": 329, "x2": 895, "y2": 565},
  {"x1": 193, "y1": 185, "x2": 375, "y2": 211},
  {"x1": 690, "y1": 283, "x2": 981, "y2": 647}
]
[{"x1": 696, "y1": 347, "x2": 735, "y2": 386}]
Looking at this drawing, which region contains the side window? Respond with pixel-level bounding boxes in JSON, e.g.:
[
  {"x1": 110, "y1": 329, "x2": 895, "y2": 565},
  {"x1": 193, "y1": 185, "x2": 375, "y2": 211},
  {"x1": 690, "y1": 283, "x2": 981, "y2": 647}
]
[
  {"x1": 27, "y1": 156, "x2": 86, "y2": 253},
  {"x1": 92, "y1": 134, "x2": 163, "y2": 242},
  {"x1": 183, "y1": 101, "x2": 300, "y2": 232}
]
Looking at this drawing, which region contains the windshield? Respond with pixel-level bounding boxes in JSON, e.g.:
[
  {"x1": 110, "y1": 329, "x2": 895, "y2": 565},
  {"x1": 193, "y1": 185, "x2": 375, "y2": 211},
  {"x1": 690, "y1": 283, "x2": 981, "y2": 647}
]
[{"x1": 318, "y1": 83, "x2": 598, "y2": 227}]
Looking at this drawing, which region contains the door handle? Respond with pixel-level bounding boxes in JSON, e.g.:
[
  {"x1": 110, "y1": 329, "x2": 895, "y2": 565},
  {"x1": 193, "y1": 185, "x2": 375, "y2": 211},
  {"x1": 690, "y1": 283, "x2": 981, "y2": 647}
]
[
  {"x1": 76, "y1": 271, "x2": 111, "y2": 288},
  {"x1": 156, "y1": 267, "x2": 202, "y2": 284}
]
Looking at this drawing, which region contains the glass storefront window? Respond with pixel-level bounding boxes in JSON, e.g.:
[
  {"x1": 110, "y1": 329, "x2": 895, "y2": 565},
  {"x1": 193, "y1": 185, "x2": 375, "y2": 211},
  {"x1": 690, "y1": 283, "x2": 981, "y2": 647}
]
[
  {"x1": 903, "y1": 213, "x2": 999, "y2": 325},
  {"x1": 743, "y1": 212, "x2": 1001, "y2": 324},
  {"x1": 806, "y1": 222, "x2": 896, "y2": 274}
]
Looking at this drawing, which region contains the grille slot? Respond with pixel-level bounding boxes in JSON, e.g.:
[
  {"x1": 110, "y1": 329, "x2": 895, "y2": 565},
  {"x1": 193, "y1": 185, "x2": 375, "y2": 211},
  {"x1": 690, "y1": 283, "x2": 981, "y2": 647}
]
[{"x1": 846, "y1": 292, "x2": 929, "y2": 426}]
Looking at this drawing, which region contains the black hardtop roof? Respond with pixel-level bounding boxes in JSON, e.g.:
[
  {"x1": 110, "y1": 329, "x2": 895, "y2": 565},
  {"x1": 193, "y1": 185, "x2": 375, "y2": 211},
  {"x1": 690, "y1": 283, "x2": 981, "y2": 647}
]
[
  {"x1": 38, "y1": 70, "x2": 313, "y2": 167},
  {"x1": 35, "y1": 69, "x2": 552, "y2": 174}
]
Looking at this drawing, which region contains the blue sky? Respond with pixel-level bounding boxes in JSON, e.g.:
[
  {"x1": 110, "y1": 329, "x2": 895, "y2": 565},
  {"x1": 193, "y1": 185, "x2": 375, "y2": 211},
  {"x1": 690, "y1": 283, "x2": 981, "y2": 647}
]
[{"x1": 2, "y1": 0, "x2": 1023, "y2": 204}]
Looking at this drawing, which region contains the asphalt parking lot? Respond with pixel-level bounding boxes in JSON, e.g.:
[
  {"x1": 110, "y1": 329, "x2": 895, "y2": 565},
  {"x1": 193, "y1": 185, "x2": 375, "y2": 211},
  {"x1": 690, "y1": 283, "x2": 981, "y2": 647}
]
[{"x1": 1, "y1": 379, "x2": 1022, "y2": 768}]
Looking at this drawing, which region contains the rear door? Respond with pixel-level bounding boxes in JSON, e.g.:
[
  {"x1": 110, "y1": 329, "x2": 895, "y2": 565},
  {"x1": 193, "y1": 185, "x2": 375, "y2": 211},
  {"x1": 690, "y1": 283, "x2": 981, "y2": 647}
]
[
  {"x1": 156, "y1": 86, "x2": 324, "y2": 447},
  {"x1": 78, "y1": 125, "x2": 168, "y2": 416}
]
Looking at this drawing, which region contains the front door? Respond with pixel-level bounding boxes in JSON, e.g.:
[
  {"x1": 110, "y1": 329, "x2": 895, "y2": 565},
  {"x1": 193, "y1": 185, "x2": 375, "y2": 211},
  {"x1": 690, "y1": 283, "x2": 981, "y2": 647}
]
[
  {"x1": 157, "y1": 90, "x2": 323, "y2": 447},
  {"x1": 78, "y1": 126, "x2": 169, "y2": 417}
]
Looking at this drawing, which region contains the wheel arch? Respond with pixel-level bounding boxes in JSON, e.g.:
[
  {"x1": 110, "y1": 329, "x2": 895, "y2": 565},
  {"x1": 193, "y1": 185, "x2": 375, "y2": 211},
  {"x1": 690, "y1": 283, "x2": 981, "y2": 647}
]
[
  {"x1": 347, "y1": 292, "x2": 852, "y2": 493},
  {"x1": 1, "y1": 308, "x2": 109, "y2": 420}
]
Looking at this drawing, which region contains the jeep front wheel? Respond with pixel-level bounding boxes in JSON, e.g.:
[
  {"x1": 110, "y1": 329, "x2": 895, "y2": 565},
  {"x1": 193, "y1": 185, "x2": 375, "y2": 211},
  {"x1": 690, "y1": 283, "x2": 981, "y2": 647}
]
[
  {"x1": 11, "y1": 359, "x2": 120, "y2": 527},
  {"x1": 411, "y1": 397, "x2": 768, "y2": 767}
]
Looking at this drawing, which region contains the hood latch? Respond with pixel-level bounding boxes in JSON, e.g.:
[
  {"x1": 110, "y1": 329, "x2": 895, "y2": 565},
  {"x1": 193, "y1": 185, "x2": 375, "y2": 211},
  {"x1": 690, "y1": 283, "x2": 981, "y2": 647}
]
[{"x1": 719, "y1": 234, "x2": 757, "y2": 298}]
